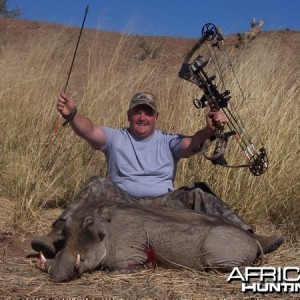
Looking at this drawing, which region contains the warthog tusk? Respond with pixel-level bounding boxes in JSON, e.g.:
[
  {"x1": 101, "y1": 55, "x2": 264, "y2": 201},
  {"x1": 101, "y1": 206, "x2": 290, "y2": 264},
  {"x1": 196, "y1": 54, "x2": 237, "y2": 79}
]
[
  {"x1": 35, "y1": 251, "x2": 47, "y2": 272},
  {"x1": 39, "y1": 251, "x2": 47, "y2": 264},
  {"x1": 74, "y1": 254, "x2": 80, "y2": 269}
]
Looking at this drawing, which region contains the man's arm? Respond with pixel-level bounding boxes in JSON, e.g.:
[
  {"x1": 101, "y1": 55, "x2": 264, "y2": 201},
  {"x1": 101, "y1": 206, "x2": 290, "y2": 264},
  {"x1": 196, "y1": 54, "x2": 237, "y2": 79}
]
[
  {"x1": 57, "y1": 92, "x2": 106, "y2": 150},
  {"x1": 180, "y1": 110, "x2": 227, "y2": 158}
]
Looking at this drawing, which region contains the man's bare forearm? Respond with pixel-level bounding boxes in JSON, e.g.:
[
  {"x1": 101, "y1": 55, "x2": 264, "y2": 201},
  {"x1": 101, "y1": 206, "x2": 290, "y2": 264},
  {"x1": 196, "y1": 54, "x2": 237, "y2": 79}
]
[
  {"x1": 68, "y1": 113, "x2": 106, "y2": 150},
  {"x1": 181, "y1": 126, "x2": 215, "y2": 158}
]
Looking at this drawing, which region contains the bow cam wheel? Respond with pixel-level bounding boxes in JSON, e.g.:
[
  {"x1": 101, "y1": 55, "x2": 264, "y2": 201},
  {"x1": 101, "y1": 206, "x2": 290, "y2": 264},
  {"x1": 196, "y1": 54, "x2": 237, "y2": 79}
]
[{"x1": 201, "y1": 23, "x2": 217, "y2": 40}]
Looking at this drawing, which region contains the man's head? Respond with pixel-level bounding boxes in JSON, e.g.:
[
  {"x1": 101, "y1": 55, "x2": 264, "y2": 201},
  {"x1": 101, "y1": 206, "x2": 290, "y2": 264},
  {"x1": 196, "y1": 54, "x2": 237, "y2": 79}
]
[{"x1": 127, "y1": 92, "x2": 159, "y2": 139}]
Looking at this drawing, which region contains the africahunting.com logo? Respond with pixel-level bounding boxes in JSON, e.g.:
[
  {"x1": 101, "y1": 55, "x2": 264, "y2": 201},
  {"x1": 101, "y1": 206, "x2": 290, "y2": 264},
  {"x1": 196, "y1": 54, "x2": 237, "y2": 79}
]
[{"x1": 227, "y1": 267, "x2": 300, "y2": 293}]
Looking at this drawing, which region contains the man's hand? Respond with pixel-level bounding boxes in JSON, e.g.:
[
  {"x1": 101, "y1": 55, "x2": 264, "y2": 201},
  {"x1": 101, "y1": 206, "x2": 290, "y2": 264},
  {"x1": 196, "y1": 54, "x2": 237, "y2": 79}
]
[
  {"x1": 57, "y1": 92, "x2": 76, "y2": 118},
  {"x1": 56, "y1": 92, "x2": 107, "y2": 150},
  {"x1": 206, "y1": 110, "x2": 227, "y2": 132}
]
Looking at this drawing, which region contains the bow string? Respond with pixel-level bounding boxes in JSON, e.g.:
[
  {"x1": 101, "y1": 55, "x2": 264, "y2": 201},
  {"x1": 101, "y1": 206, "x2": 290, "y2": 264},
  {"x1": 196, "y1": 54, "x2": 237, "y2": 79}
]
[{"x1": 179, "y1": 23, "x2": 268, "y2": 176}]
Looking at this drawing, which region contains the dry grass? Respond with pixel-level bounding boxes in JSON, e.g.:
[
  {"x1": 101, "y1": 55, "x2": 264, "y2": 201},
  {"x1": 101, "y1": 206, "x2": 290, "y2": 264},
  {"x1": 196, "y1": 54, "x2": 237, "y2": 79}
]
[
  {"x1": 0, "y1": 18, "x2": 299, "y2": 298},
  {"x1": 0, "y1": 19, "x2": 299, "y2": 236}
]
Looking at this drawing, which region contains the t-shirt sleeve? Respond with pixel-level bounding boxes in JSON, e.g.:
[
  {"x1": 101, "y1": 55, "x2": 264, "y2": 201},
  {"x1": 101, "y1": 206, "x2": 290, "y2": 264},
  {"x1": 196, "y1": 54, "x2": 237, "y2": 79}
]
[
  {"x1": 101, "y1": 127, "x2": 116, "y2": 153},
  {"x1": 168, "y1": 134, "x2": 186, "y2": 159}
]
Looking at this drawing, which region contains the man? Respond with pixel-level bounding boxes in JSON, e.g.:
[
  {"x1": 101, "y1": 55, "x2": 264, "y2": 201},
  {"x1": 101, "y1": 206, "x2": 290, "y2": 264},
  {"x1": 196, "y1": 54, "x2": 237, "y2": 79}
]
[{"x1": 32, "y1": 92, "x2": 283, "y2": 258}]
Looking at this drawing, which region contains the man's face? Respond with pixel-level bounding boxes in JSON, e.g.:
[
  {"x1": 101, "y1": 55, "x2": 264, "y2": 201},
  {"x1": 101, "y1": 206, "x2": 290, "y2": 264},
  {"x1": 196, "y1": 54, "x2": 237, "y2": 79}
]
[{"x1": 127, "y1": 105, "x2": 159, "y2": 139}]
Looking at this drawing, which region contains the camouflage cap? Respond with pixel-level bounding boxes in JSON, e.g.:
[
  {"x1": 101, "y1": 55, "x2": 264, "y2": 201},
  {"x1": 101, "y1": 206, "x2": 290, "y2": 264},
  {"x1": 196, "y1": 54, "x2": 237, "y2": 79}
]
[{"x1": 129, "y1": 92, "x2": 157, "y2": 111}]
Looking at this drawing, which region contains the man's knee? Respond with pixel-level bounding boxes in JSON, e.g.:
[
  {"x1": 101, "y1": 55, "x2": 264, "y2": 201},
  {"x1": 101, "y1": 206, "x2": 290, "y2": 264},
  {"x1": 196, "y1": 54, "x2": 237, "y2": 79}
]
[{"x1": 179, "y1": 182, "x2": 217, "y2": 196}]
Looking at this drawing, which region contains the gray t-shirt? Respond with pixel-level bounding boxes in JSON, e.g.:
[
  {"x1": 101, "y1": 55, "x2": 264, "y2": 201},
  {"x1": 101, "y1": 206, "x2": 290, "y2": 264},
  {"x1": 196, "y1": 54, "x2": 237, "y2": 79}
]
[{"x1": 102, "y1": 127, "x2": 185, "y2": 198}]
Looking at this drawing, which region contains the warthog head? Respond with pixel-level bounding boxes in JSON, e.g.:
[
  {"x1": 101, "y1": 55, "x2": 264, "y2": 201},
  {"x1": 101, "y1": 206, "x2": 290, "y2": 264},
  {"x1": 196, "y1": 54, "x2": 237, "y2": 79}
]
[{"x1": 43, "y1": 212, "x2": 108, "y2": 282}]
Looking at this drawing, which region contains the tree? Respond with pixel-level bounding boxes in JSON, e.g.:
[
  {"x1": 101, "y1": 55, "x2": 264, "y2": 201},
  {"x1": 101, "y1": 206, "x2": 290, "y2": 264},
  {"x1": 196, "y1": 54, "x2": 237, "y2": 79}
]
[{"x1": 0, "y1": 0, "x2": 20, "y2": 18}]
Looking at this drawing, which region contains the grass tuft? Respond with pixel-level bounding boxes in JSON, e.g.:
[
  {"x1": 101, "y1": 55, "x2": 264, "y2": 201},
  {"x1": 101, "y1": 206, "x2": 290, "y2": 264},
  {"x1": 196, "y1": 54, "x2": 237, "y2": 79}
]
[{"x1": 0, "y1": 20, "x2": 299, "y2": 240}]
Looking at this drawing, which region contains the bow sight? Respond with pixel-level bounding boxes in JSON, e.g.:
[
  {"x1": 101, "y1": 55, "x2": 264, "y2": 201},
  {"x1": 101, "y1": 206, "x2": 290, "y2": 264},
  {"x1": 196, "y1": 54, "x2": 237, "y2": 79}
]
[{"x1": 179, "y1": 23, "x2": 268, "y2": 176}]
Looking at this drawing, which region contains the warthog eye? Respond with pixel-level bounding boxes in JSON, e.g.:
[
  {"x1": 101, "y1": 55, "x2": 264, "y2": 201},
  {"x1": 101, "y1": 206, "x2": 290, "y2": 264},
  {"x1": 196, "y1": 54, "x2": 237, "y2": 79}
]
[{"x1": 83, "y1": 216, "x2": 94, "y2": 227}]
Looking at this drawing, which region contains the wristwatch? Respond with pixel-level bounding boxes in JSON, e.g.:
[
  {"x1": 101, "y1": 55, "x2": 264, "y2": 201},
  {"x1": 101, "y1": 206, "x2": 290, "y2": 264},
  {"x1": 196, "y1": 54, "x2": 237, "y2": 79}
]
[
  {"x1": 62, "y1": 107, "x2": 77, "y2": 126},
  {"x1": 62, "y1": 107, "x2": 77, "y2": 121}
]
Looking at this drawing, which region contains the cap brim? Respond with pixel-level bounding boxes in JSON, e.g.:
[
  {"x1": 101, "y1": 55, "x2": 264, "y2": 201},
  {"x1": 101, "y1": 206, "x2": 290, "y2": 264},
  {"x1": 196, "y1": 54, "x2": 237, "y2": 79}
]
[{"x1": 129, "y1": 100, "x2": 156, "y2": 111}]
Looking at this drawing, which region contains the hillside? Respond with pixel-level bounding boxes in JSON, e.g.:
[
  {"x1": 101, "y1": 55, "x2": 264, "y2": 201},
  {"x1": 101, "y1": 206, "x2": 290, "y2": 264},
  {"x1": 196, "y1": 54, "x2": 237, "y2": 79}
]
[{"x1": 0, "y1": 18, "x2": 299, "y2": 299}]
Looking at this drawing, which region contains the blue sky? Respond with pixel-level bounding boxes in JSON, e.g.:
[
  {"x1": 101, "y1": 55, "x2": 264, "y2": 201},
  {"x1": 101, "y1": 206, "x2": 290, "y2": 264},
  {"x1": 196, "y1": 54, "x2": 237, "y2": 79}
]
[{"x1": 8, "y1": 0, "x2": 300, "y2": 38}]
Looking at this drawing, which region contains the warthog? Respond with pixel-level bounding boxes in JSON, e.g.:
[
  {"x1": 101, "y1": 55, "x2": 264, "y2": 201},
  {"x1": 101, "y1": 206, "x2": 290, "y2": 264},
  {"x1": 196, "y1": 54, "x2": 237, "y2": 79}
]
[{"x1": 38, "y1": 199, "x2": 261, "y2": 282}]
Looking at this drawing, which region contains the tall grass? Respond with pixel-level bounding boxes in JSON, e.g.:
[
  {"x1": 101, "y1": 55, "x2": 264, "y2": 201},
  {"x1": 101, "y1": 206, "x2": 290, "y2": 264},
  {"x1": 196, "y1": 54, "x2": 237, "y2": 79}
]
[{"x1": 0, "y1": 20, "x2": 299, "y2": 240}]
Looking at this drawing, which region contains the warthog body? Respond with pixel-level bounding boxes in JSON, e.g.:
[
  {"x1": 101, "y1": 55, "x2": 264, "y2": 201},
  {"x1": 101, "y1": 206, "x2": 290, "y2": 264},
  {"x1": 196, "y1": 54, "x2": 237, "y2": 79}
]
[{"x1": 44, "y1": 199, "x2": 259, "y2": 281}]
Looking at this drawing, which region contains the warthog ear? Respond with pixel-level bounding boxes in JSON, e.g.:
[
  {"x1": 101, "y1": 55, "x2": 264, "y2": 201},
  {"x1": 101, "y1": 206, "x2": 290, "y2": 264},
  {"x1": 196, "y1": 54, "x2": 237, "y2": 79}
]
[{"x1": 83, "y1": 216, "x2": 94, "y2": 228}]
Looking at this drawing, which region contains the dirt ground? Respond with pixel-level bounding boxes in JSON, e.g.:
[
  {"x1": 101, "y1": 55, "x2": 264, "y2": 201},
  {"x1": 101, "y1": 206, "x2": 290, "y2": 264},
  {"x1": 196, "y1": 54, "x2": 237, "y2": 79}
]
[{"x1": 0, "y1": 198, "x2": 299, "y2": 300}]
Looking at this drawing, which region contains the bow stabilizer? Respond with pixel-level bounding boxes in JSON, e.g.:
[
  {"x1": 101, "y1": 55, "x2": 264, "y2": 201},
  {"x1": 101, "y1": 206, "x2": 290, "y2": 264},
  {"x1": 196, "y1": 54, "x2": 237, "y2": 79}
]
[{"x1": 179, "y1": 23, "x2": 268, "y2": 176}]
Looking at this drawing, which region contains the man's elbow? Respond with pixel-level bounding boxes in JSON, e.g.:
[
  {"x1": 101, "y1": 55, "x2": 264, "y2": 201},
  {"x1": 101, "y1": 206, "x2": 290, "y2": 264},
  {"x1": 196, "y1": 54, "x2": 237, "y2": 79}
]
[
  {"x1": 88, "y1": 140, "x2": 105, "y2": 150},
  {"x1": 180, "y1": 138, "x2": 196, "y2": 158},
  {"x1": 181, "y1": 147, "x2": 197, "y2": 159}
]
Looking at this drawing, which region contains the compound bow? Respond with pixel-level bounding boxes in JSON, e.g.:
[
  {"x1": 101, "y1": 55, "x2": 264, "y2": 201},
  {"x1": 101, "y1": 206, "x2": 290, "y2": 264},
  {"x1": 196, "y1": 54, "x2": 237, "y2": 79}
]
[{"x1": 179, "y1": 23, "x2": 268, "y2": 176}]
